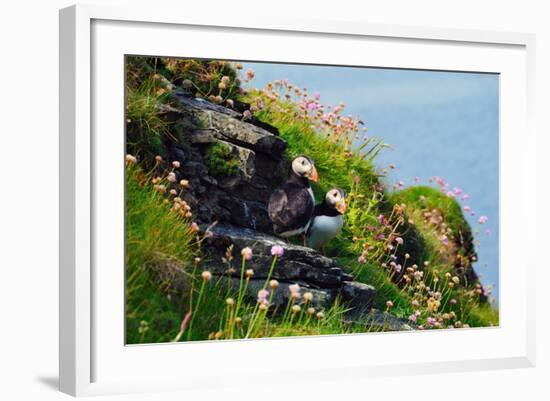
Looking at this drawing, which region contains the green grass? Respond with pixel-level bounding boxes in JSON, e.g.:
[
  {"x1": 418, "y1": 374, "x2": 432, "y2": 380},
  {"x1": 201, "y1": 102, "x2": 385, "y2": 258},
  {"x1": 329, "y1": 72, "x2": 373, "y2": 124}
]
[
  {"x1": 388, "y1": 186, "x2": 498, "y2": 326},
  {"x1": 389, "y1": 186, "x2": 469, "y2": 235},
  {"x1": 125, "y1": 59, "x2": 498, "y2": 343},
  {"x1": 125, "y1": 163, "x2": 381, "y2": 343},
  {"x1": 125, "y1": 164, "x2": 196, "y2": 343}
]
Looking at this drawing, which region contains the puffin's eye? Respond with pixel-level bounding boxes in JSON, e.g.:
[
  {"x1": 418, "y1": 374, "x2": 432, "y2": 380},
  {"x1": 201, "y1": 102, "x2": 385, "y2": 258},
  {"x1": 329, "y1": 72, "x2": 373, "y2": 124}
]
[
  {"x1": 301, "y1": 160, "x2": 305, "y2": 165},
  {"x1": 333, "y1": 191, "x2": 338, "y2": 197}
]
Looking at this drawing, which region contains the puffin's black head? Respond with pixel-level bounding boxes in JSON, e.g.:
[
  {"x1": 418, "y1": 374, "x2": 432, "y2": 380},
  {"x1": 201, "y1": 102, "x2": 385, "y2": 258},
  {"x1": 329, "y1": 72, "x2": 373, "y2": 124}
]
[
  {"x1": 325, "y1": 188, "x2": 347, "y2": 214},
  {"x1": 290, "y1": 155, "x2": 318, "y2": 182}
]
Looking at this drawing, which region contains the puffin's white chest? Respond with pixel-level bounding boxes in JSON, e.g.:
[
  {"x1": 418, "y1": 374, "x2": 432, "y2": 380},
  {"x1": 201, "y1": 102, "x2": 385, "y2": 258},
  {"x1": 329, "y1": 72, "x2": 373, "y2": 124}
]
[
  {"x1": 307, "y1": 214, "x2": 343, "y2": 249},
  {"x1": 307, "y1": 187, "x2": 315, "y2": 204}
]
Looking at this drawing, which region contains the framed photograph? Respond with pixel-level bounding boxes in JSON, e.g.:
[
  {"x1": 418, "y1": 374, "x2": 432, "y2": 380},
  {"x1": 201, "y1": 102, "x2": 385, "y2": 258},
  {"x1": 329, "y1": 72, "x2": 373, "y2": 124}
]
[{"x1": 59, "y1": 4, "x2": 536, "y2": 396}]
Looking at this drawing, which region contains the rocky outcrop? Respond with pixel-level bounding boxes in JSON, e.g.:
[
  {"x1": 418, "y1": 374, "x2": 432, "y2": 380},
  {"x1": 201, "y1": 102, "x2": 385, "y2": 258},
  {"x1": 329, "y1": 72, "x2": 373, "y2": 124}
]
[
  {"x1": 157, "y1": 91, "x2": 288, "y2": 232},
  {"x1": 201, "y1": 224, "x2": 376, "y2": 313}
]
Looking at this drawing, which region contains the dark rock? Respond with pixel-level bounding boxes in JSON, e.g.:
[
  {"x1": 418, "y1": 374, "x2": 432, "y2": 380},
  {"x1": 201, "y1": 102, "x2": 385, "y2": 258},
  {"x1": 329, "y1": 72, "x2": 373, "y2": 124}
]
[
  {"x1": 202, "y1": 225, "x2": 348, "y2": 286},
  {"x1": 341, "y1": 281, "x2": 376, "y2": 315},
  {"x1": 173, "y1": 91, "x2": 243, "y2": 120},
  {"x1": 351, "y1": 310, "x2": 415, "y2": 332},
  {"x1": 224, "y1": 278, "x2": 337, "y2": 310},
  {"x1": 182, "y1": 160, "x2": 209, "y2": 177},
  {"x1": 224, "y1": 199, "x2": 271, "y2": 232},
  {"x1": 172, "y1": 93, "x2": 287, "y2": 159},
  {"x1": 201, "y1": 224, "x2": 376, "y2": 316},
  {"x1": 190, "y1": 129, "x2": 217, "y2": 144},
  {"x1": 169, "y1": 147, "x2": 187, "y2": 163}
]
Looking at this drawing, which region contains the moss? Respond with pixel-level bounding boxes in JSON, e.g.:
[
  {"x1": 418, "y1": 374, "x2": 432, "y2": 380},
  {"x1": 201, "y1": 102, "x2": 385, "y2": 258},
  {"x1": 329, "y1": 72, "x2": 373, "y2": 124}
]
[{"x1": 205, "y1": 142, "x2": 240, "y2": 177}]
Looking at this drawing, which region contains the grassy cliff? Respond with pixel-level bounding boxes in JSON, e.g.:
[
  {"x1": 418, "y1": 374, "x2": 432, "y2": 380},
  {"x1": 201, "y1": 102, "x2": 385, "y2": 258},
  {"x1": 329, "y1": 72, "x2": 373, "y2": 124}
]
[{"x1": 124, "y1": 57, "x2": 497, "y2": 343}]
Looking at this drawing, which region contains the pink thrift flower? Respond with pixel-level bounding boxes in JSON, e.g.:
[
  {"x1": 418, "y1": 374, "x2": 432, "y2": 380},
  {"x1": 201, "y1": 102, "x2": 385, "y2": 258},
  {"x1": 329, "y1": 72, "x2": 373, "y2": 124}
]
[
  {"x1": 414, "y1": 176, "x2": 420, "y2": 183},
  {"x1": 427, "y1": 317, "x2": 436, "y2": 326},
  {"x1": 270, "y1": 245, "x2": 284, "y2": 258},
  {"x1": 241, "y1": 247, "x2": 253, "y2": 261},
  {"x1": 307, "y1": 102, "x2": 319, "y2": 110},
  {"x1": 478, "y1": 215, "x2": 488, "y2": 224},
  {"x1": 289, "y1": 284, "x2": 301, "y2": 299},
  {"x1": 461, "y1": 194, "x2": 470, "y2": 201},
  {"x1": 377, "y1": 214, "x2": 385, "y2": 224},
  {"x1": 395, "y1": 237, "x2": 403, "y2": 245},
  {"x1": 453, "y1": 187, "x2": 462, "y2": 195},
  {"x1": 408, "y1": 314, "x2": 417, "y2": 322},
  {"x1": 463, "y1": 205, "x2": 471, "y2": 212},
  {"x1": 357, "y1": 254, "x2": 366, "y2": 264},
  {"x1": 441, "y1": 235, "x2": 449, "y2": 245},
  {"x1": 257, "y1": 289, "x2": 269, "y2": 305},
  {"x1": 485, "y1": 229, "x2": 492, "y2": 236}
]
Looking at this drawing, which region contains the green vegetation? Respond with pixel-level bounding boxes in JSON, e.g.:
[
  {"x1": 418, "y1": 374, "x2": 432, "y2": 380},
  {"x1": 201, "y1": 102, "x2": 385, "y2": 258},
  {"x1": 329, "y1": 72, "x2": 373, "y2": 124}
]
[
  {"x1": 125, "y1": 162, "x2": 378, "y2": 343},
  {"x1": 205, "y1": 142, "x2": 240, "y2": 177},
  {"x1": 125, "y1": 163, "x2": 195, "y2": 343},
  {"x1": 248, "y1": 85, "x2": 497, "y2": 328},
  {"x1": 125, "y1": 57, "x2": 498, "y2": 344}
]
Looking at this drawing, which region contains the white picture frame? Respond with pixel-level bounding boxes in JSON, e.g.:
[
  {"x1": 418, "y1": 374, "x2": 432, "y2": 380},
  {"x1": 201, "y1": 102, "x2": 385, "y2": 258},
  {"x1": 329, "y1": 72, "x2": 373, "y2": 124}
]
[{"x1": 59, "y1": 3, "x2": 536, "y2": 397}]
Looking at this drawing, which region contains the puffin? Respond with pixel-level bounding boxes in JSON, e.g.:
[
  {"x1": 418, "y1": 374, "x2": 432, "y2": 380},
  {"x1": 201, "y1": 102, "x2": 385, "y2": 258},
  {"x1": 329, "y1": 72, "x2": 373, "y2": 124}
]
[
  {"x1": 268, "y1": 155, "x2": 318, "y2": 239},
  {"x1": 306, "y1": 188, "x2": 347, "y2": 252}
]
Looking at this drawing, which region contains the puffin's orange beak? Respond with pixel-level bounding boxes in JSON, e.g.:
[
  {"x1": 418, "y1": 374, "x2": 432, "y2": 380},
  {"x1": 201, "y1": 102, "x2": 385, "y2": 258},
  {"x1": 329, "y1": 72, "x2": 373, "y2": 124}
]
[
  {"x1": 336, "y1": 200, "x2": 347, "y2": 214},
  {"x1": 307, "y1": 166, "x2": 319, "y2": 183}
]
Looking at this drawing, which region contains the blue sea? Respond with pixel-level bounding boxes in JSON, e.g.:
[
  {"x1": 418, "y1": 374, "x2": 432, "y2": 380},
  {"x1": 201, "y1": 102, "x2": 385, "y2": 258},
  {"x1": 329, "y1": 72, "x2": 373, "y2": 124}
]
[{"x1": 243, "y1": 62, "x2": 500, "y2": 304}]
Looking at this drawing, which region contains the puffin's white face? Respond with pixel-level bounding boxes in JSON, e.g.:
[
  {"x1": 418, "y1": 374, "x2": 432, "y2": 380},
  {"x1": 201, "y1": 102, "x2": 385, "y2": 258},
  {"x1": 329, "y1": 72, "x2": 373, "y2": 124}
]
[
  {"x1": 291, "y1": 156, "x2": 318, "y2": 182},
  {"x1": 325, "y1": 188, "x2": 347, "y2": 214}
]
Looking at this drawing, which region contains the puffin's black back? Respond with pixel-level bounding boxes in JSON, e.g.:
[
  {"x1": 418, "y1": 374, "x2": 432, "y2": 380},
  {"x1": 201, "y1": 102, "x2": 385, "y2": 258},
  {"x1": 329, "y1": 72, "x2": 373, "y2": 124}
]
[
  {"x1": 312, "y1": 202, "x2": 341, "y2": 218},
  {"x1": 268, "y1": 173, "x2": 314, "y2": 235}
]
